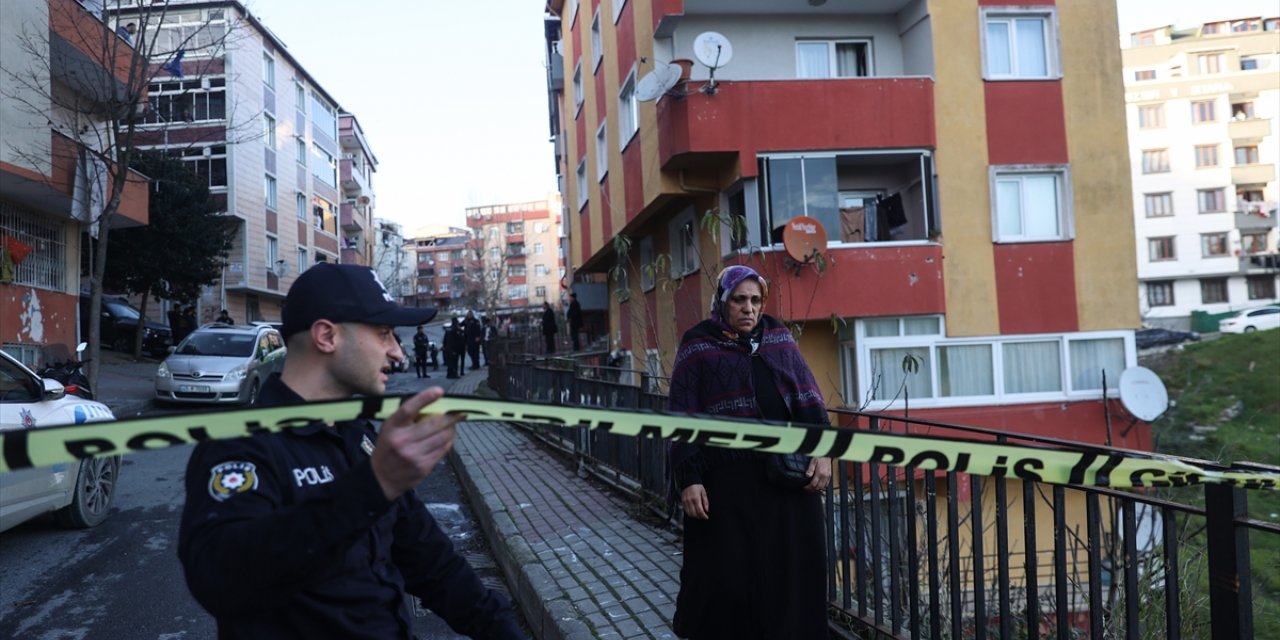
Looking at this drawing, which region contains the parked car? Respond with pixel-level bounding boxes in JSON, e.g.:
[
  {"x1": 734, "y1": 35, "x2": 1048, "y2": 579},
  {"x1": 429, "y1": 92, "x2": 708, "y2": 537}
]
[
  {"x1": 1135, "y1": 327, "x2": 1201, "y2": 350},
  {"x1": 1218, "y1": 305, "x2": 1280, "y2": 334},
  {"x1": 155, "y1": 323, "x2": 286, "y2": 405},
  {"x1": 79, "y1": 295, "x2": 173, "y2": 358},
  {"x1": 0, "y1": 350, "x2": 120, "y2": 533}
]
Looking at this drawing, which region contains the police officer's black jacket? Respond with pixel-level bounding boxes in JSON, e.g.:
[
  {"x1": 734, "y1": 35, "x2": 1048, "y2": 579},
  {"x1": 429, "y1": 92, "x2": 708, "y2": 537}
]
[{"x1": 178, "y1": 374, "x2": 523, "y2": 639}]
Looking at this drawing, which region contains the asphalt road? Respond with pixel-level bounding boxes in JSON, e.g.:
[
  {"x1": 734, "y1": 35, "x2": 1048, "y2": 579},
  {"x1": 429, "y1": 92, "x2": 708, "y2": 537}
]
[{"x1": 0, "y1": 356, "x2": 519, "y2": 639}]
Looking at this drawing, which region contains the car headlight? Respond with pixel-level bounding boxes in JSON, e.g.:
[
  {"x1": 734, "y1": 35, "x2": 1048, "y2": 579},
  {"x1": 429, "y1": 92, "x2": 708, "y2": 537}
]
[
  {"x1": 157, "y1": 362, "x2": 170, "y2": 378},
  {"x1": 223, "y1": 366, "x2": 247, "y2": 382},
  {"x1": 144, "y1": 327, "x2": 155, "y2": 337}
]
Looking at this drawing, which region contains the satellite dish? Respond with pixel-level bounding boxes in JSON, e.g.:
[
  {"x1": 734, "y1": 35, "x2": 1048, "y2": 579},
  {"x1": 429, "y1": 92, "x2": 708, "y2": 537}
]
[
  {"x1": 693, "y1": 31, "x2": 734, "y2": 69},
  {"x1": 635, "y1": 63, "x2": 681, "y2": 102},
  {"x1": 781, "y1": 216, "x2": 827, "y2": 263},
  {"x1": 1118, "y1": 366, "x2": 1169, "y2": 422}
]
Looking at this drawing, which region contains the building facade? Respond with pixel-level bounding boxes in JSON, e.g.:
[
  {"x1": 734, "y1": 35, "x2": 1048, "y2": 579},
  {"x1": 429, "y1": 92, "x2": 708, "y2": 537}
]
[
  {"x1": 1, "y1": 0, "x2": 150, "y2": 364},
  {"x1": 463, "y1": 197, "x2": 564, "y2": 313},
  {"x1": 372, "y1": 217, "x2": 414, "y2": 306},
  {"x1": 1123, "y1": 16, "x2": 1280, "y2": 329},
  {"x1": 114, "y1": 0, "x2": 368, "y2": 325},
  {"x1": 410, "y1": 226, "x2": 470, "y2": 312},
  {"x1": 339, "y1": 113, "x2": 376, "y2": 267}
]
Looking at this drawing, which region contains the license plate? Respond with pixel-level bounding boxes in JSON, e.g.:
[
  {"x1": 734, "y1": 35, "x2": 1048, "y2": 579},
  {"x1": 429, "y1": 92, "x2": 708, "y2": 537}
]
[{"x1": 178, "y1": 384, "x2": 210, "y2": 393}]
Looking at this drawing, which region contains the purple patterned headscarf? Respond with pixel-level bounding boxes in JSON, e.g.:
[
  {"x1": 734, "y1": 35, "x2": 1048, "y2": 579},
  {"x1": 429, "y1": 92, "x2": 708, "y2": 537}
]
[{"x1": 710, "y1": 265, "x2": 769, "y2": 325}]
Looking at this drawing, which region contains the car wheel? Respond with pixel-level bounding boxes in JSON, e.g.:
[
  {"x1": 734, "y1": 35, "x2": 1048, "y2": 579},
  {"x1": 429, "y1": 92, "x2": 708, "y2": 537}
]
[
  {"x1": 54, "y1": 456, "x2": 120, "y2": 529},
  {"x1": 1245, "y1": 326, "x2": 1257, "y2": 333},
  {"x1": 246, "y1": 379, "x2": 260, "y2": 405}
]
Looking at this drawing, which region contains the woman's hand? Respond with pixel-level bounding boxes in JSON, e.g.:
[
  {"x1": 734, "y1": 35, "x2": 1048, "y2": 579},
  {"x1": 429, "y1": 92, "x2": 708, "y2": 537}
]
[
  {"x1": 681, "y1": 484, "x2": 710, "y2": 520},
  {"x1": 805, "y1": 457, "x2": 832, "y2": 493}
]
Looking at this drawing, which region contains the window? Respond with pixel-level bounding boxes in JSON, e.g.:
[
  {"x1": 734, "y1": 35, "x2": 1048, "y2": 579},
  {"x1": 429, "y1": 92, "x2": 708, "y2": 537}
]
[
  {"x1": 263, "y1": 113, "x2": 276, "y2": 149},
  {"x1": 595, "y1": 120, "x2": 608, "y2": 181},
  {"x1": 670, "y1": 209, "x2": 699, "y2": 277},
  {"x1": 295, "y1": 192, "x2": 306, "y2": 220},
  {"x1": 310, "y1": 94, "x2": 337, "y2": 139},
  {"x1": 1200, "y1": 278, "x2": 1228, "y2": 304},
  {"x1": 1235, "y1": 146, "x2": 1259, "y2": 165},
  {"x1": 1132, "y1": 32, "x2": 1156, "y2": 47},
  {"x1": 439, "y1": 283, "x2": 449, "y2": 293},
  {"x1": 1242, "y1": 232, "x2": 1268, "y2": 255},
  {"x1": 1137, "y1": 104, "x2": 1163, "y2": 128},
  {"x1": 297, "y1": 247, "x2": 307, "y2": 275},
  {"x1": 572, "y1": 62, "x2": 583, "y2": 112},
  {"x1": 982, "y1": 10, "x2": 1057, "y2": 79},
  {"x1": 796, "y1": 40, "x2": 872, "y2": 78},
  {"x1": 1144, "y1": 192, "x2": 1173, "y2": 217},
  {"x1": 1194, "y1": 144, "x2": 1219, "y2": 168},
  {"x1": 590, "y1": 11, "x2": 602, "y2": 71},
  {"x1": 145, "y1": 77, "x2": 227, "y2": 123},
  {"x1": 1142, "y1": 149, "x2": 1169, "y2": 173},
  {"x1": 1233, "y1": 101, "x2": 1255, "y2": 119},
  {"x1": 509, "y1": 285, "x2": 528, "y2": 300},
  {"x1": 1267, "y1": 18, "x2": 1280, "y2": 31},
  {"x1": 1198, "y1": 188, "x2": 1225, "y2": 213},
  {"x1": 506, "y1": 221, "x2": 524, "y2": 234},
  {"x1": 439, "y1": 267, "x2": 449, "y2": 277},
  {"x1": 1197, "y1": 52, "x2": 1223, "y2": 74},
  {"x1": 0, "y1": 203, "x2": 65, "y2": 292},
  {"x1": 1147, "y1": 281, "x2": 1174, "y2": 307},
  {"x1": 575, "y1": 159, "x2": 588, "y2": 210},
  {"x1": 639, "y1": 236, "x2": 655, "y2": 291},
  {"x1": 311, "y1": 144, "x2": 336, "y2": 187},
  {"x1": 266, "y1": 235, "x2": 279, "y2": 268},
  {"x1": 166, "y1": 145, "x2": 227, "y2": 189},
  {"x1": 535, "y1": 285, "x2": 547, "y2": 298},
  {"x1": 1231, "y1": 19, "x2": 1261, "y2": 33},
  {"x1": 1148, "y1": 236, "x2": 1175, "y2": 261},
  {"x1": 264, "y1": 174, "x2": 277, "y2": 209},
  {"x1": 991, "y1": 167, "x2": 1071, "y2": 242},
  {"x1": 1133, "y1": 69, "x2": 1156, "y2": 81},
  {"x1": 534, "y1": 243, "x2": 545, "y2": 255},
  {"x1": 295, "y1": 137, "x2": 306, "y2": 164},
  {"x1": 533, "y1": 264, "x2": 547, "y2": 276},
  {"x1": 262, "y1": 52, "x2": 275, "y2": 89},
  {"x1": 508, "y1": 264, "x2": 526, "y2": 276},
  {"x1": 1247, "y1": 275, "x2": 1276, "y2": 300},
  {"x1": 150, "y1": 10, "x2": 227, "y2": 57},
  {"x1": 1004, "y1": 341, "x2": 1061, "y2": 394},
  {"x1": 1203, "y1": 23, "x2": 1222, "y2": 34},
  {"x1": 1201, "y1": 232, "x2": 1228, "y2": 257},
  {"x1": 534, "y1": 222, "x2": 548, "y2": 233},
  {"x1": 1241, "y1": 58, "x2": 1259, "y2": 71},
  {"x1": 313, "y1": 197, "x2": 337, "y2": 235},
  {"x1": 618, "y1": 70, "x2": 638, "y2": 148},
  {"x1": 1192, "y1": 100, "x2": 1216, "y2": 123},
  {"x1": 295, "y1": 82, "x2": 305, "y2": 111}
]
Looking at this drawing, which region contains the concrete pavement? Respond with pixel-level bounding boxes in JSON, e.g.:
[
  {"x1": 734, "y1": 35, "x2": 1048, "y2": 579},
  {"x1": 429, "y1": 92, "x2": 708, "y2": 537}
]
[{"x1": 94, "y1": 353, "x2": 685, "y2": 639}]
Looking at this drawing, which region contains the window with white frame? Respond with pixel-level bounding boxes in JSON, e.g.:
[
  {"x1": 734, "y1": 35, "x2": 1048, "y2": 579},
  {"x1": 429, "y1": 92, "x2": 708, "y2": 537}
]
[
  {"x1": 264, "y1": 174, "x2": 277, "y2": 209},
  {"x1": 311, "y1": 144, "x2": 336, "y2": 187},
  {"x1": 576, "y1": 159, "x2": 588, "y2": 210},
  {"x1": 618, "y1": 70, "x2": 638, "y2": 148},
  {"x1": 613, "y1": 0, "x2": 628, "y2": 23},
  {"x1": 669, "y1": 209, "x2": 699, "y2": 277},
  {"x1": 164, "y1": 144, "x2": 226, "y2": 189},
  {"x1": 1137, "y1": 104, "x2": 1163, "y2": 129},
  {"x1": 263, "y1": 113, "x2": 276, "y2": 149},
  {"x1": 295, "y1": 136, "x2": 306, "y2": 165},
  {"x1": 572, "y1": 62, "x2": 583, "y2": 112},
  {"x1": 567, "y1": 0, "x2": 579, "y2": 25},
  {"x1": 796, "y1": 40, "x2": 873, "y2": 78},
  {"x1": 1144, "y1": 192, "x2": 1173, "y2": 217},
  {"x1": 536, "y1": 285, "x2": 547, "y2": 298},
  {"x1": 981, "y1": 9, "x2": 1058, "y2": 79},
  {"x1": 846, "y1": 316, "x2": 1130, "y2": 410},
  {"x1": 310, "y1": 94, "x2": 337, "y2": 139},
  {"x1": 440, "y1": 283, "x2": 449, "y2": 293},
  {"x1": 297, "y1": 247, "x2": 307, "y2": 274},
  {"x1": 145, "y1": 77, "x2": 226, "y2": 123},
  {"x1": 1201, "y1": 232, "x2": 1228, "y2": 257},
  {"x1": 439, "y1": 267, "x2": 449, "y2": 277},
  {"x1": 266, "y1": 235, "x2": 279, "y2": 267},
  {"x1": 590, "y1": 11, "x2": 603, "y2": 71},
  {"x1": 147, "y1": 9, "x2": 227, "y2": 57},
  {"x1": 295, "y1": 82, "x2": 306, "y2": 112},
  {"x1": 295, "y1": 192, "x2": 306, "y2": 220},
  {"x1": 534, "y1": 222, "x2": 548, "y2": 233},
  {"x1": 0, "y1": 203, "x2": 66, "y2": 292},
  {"x1": 510, "y1": 285, "x2": 528, "y2": 300},
  {"x1": 990, "y1": 166, "x2": 1071, "y2": 242},
  {"x1": 639, "y1": 236, "x2": 655, "y2": 291},
  {"x1": 262, "y1": 52, "x2": 275, "y2": 89},
  {"x1": 535, "y1": 264, "x2": 548, "y2": 276},
  {"x1": 1198, "y1": 188, "x2": 1226, "y2": 213},
  {"x1": 595, "y1": 120, "x2": 608, "y2": 181},
  {"x1": 534, "y1": 243, "x2": 545, "y2": 255}
]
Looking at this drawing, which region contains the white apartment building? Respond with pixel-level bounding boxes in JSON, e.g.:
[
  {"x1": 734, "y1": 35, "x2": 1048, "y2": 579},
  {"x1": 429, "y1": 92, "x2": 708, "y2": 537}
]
[
  {"x1": 1124, "y1": 16, "x2": 1280, "y2": 329},
  {"x1": 372, "y1": 217, "x2": 414, "y2": 306}
]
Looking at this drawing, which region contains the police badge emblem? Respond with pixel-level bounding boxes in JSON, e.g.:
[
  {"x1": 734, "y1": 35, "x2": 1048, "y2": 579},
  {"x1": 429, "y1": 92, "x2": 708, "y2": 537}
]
[
  {"x1": 209, "y1": 461, "x2": 259, "y2": 501},
  {"x1": 360, "y1": 434, "x2": 375, "y2": 456}
]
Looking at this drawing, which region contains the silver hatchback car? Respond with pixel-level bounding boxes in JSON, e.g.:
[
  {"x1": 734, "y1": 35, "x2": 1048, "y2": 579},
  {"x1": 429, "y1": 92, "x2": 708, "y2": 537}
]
[{"x1": 155, "y1": 323, "x2": 286, "y2": 405}]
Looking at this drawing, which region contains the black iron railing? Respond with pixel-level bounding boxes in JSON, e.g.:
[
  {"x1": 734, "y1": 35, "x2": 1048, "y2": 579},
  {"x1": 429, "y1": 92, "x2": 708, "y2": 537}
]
[{"x1": 487, "y1": 353, "x2": 1278, "y2": 639}]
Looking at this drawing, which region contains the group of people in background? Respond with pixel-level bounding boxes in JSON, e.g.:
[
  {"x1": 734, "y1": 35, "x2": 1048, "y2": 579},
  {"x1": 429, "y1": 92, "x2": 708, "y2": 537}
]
[{"x1": 440, "y1": 311, "x2": 496, "y2": 379}]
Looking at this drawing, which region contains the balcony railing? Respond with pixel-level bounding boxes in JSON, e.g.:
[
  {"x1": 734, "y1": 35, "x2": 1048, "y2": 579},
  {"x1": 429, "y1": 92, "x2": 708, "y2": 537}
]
[
  {"x1": 339, "y1": 202, "x2": 364, "y2": 233},
  {"x1": 339, "y1": 158, "x2": 370, "y2": 195},
  {"x1": 488, "y1": 349, "x2": 1277, "y2": 640},
  {"x1": 1231, "y1": 163, "x2": 1275, "y2": 186},
  {"x1": 1227, "y1": 117, "x2": 1271, "y2": 140}
]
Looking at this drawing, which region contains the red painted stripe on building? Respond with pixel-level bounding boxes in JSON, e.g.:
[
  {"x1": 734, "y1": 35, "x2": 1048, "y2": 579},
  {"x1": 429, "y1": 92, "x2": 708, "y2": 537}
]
[
  {"x1": 615, "y1": 0, "x2": 636, "y2": 81},
  {"x1": 984, "y1": 81, "x2": 1068, "y2": 165},
  {"x1": 992, "y1": 242, "x2": 1079, "y2": 334}
]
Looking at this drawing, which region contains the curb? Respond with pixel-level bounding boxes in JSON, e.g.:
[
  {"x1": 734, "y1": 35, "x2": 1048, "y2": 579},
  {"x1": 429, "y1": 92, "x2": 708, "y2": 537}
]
[{"x1": 450, "y1": 428, "x2": 595, "y2": 640}]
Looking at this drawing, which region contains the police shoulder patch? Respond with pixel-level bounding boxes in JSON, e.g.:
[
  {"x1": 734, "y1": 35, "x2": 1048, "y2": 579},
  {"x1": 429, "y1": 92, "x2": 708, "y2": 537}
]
[
  {"x1": 360, "y1": 434, "x2": 375, "y2": 456},
  {"x1": 208, "y1": 461, "x2": 259, "y2": 501}
]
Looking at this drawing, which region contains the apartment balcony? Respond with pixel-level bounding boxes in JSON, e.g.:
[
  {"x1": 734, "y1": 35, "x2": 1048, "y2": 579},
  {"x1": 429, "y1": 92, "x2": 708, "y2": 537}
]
[
  {"x1": 1227, "y1": 117, "x2": 1271, "y2": 140},
  {"x1": 1239, "y1": 253, "x2": 1280, "y2": 274},
  {"x1": 1232, "y1": 163, "x2": 1276, "y2": 186},
  {"x1": 1235, "y1": 203, "x2": 1278, "y2": 230},
  {"x1": 340, "y1": 246, "x2": 367, "y2": 266},
  {"x1": 339, "y1": 202, "x2": 365, "y2": 233},
  {"x1": 50, "y1": 0, "x2": 138, "y2": 105},
  {"x1": 507, "y1": 233, "x2": 525, "y2": 244},
  {"x1": 339, "y1": 158, "x2": 370, "y2": 196},
  {"x1": 1, "y1": 131, "x2": 149, "y2": 228},
  {"x1": 657, "y1": 78, "x2": 936, "y2": 170}
]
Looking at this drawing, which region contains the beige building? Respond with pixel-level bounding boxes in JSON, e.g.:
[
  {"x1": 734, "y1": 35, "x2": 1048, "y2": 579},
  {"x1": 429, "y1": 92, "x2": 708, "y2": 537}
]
[{"x1": 464, "y1": 196, "x2": 564, "y2": 312}]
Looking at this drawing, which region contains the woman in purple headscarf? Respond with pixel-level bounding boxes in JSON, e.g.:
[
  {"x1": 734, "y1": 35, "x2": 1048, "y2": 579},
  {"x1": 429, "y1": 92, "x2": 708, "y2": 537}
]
[{"x1": 669, "y1": 265, "x2": 831, "y2": 639}]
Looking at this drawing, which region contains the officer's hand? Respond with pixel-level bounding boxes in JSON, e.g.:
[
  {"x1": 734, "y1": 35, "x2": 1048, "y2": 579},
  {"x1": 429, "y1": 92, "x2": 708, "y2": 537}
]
[
  {"x1": 371, "y1": 386, "x2": 462, "y2": 500},
  {"x1": 681, "y1": 484, "x2": 710, "y2": 520}
]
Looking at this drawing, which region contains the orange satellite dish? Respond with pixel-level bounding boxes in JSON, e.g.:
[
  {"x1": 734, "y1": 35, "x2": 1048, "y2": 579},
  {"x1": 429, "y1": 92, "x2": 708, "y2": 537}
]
[{"x1": 781, "y1": 216, "x2": 827, "y2": 263}]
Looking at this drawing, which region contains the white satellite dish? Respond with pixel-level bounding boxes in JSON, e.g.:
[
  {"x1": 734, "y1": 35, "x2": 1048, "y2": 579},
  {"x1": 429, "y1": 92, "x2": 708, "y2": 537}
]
[
  {"x1": 635, "y1": 62, "x2": 681, "y2": 102},
  {"x1": 692, "y1": 31, "x2": 734, "y2": 69},
  {"x1": 1118, "y1": 366, "x2": 1169, "y2": 422}
]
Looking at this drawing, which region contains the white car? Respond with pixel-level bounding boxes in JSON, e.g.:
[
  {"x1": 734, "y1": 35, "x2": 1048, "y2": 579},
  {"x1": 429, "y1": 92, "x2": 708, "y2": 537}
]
[
  {"x1": 1218, "y1": 305, "x2": 1280, "y2": 334},
  {"x1": 0, "y1": 350, "x2": 120, "y2": 533}
]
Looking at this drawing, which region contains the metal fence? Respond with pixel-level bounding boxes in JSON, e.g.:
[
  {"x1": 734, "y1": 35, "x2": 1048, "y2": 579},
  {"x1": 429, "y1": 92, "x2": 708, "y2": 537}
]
[{"x1": 487, "y1": 352, "x2": 1278, "y2": 639}]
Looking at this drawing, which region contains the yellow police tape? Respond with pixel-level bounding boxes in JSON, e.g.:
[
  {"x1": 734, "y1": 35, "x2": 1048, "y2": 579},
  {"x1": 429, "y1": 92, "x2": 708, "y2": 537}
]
[{"x1": 2, "y1": 395, "x2": 1276, "y2": 490}]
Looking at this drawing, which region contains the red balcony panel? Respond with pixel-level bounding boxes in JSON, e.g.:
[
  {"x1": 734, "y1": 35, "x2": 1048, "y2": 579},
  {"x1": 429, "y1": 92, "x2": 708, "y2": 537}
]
[
  {"x1": 729, "y1": 244, "x2": 944, "y2": 322},
  {"x1": 508, "y1": 275, "x2": 527, "y2": 285},
  {"x1": 314, "y1": 233, "x2": 338, "y2": 255},
  {"x1": 132, "y1": 126, "x2": 226, "y2": 147},
  {"x1": 50, "y1": 0, "x2": 136, "y2": 86},
  {"x1": 339, "y1": 202, "x2": 363, "y2": 232},
  {"x1": 658, "y1": 78, "x2": 936, "y2": 171},
  {"x1": 507, "y1": 233, "x2": 525, "y2": 244},
  {"x1": 48, "y1": 132, "x2": 148, "y2": 226},
  {"x1": 148, "y1": 57, "x2": 225, "y2": 79}
]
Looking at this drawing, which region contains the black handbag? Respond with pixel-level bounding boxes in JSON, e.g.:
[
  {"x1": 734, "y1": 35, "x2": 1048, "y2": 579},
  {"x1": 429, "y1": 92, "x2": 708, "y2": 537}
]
[{"x1": 765, "y1": 452, "x2": 811, "y2": 489}]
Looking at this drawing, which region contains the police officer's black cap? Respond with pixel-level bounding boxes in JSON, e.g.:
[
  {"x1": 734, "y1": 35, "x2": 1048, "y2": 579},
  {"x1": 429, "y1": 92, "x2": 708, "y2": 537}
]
[{"x1": 282, "y1": 263, "x2": 436, "y2": 339}]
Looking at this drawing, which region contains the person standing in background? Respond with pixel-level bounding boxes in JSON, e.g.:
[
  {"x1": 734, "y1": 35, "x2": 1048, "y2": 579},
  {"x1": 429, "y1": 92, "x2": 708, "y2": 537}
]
[
  {"x1": 463, "y1": 311, "x2": 482, "y2": 371},
  {"x1": 540, "y1": 302, "x2": 557, "y2": 354},
  {"x1": 566, "y1": 292, "x2": 583, "y2": 351},
  {"x1": 412, "y1": 325, "x2": 429, "y2": 379}
]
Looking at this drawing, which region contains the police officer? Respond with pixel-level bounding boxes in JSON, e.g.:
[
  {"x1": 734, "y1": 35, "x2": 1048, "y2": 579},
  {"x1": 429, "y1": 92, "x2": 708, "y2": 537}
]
[{"x1": 178, "y1": 263, "x2": 523, "y2": 639}]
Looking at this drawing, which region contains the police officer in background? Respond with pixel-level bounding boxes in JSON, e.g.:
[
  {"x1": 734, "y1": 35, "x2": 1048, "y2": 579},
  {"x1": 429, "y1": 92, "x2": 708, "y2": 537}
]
[{"x1": 178, "y1": 263, "x2": 523, "y2": 639}]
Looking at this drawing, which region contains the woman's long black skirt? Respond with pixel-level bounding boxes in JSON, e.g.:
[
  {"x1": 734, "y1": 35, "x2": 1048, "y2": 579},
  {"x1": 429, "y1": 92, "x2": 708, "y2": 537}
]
[{"x1": 673, "y1": 458, "x2": 827, "y2": 640}]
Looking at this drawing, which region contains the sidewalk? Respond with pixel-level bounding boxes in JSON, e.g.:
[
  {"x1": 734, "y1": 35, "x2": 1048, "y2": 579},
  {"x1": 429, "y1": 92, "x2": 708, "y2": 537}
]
[{"x1": 449, "y1": 369, "x2": 683, "y2": 640}]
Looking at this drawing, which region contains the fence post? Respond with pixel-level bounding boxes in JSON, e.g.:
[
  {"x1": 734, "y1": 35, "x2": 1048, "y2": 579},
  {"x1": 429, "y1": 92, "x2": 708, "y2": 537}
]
[{"x1": 1204, "y1": 483, "x2": 1252, "y2": 640}]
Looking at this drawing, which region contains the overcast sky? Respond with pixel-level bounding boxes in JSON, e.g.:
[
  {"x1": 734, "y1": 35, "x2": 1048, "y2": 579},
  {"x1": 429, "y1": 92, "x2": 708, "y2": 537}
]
[{"x1": 244, "y1": 0, "x2": 1276, "y2": 232}]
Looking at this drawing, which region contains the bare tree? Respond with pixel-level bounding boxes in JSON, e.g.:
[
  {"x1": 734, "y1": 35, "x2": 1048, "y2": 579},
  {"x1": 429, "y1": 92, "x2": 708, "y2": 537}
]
[
  {"x1": 466, "y1": 224, "x2": 511, "y2": 317},
  {"x1": 1, "y1": 0, "x2": 253, "y2": 386}
]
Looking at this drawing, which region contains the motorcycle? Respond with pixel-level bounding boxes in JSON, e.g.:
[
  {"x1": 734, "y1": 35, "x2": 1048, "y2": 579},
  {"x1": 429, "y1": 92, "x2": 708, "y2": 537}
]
[{"x1": 38, "y1": 342, "x2": 94, "y2": 400}]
